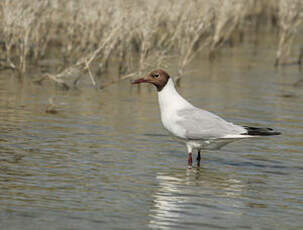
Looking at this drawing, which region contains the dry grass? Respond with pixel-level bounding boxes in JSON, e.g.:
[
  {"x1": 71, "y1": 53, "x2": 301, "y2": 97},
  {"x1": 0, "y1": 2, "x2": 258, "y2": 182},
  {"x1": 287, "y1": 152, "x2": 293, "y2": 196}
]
[
  {"x1": 275, "y1": 0, "x2": 303, "y2": 66},
  {"x1": 0, "y1": 0, "x2": 302, "y2": 87}
]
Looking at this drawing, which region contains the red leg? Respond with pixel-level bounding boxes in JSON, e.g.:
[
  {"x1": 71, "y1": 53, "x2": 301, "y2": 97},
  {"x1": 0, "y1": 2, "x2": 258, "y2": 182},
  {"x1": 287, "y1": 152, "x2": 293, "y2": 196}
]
[
  {"x1": 188, "y1": 152, "x2": 193, "y2": 168},
  {"x1": 197, "y1": 150, "x2": 201, "y2": 167}
]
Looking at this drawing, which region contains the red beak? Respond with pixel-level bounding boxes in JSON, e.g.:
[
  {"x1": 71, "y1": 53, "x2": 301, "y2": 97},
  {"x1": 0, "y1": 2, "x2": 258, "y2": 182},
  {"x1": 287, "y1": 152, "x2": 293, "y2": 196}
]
[{"x1": 132, "y1": 78, "x2": 148, "y2": 84}]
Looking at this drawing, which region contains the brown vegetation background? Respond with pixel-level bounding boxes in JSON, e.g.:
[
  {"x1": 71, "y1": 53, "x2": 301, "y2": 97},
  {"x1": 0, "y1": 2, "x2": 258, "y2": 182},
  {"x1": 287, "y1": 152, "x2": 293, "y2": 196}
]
[{"x1": 0, "y1": 0, "x2": 302, "y2": 88}]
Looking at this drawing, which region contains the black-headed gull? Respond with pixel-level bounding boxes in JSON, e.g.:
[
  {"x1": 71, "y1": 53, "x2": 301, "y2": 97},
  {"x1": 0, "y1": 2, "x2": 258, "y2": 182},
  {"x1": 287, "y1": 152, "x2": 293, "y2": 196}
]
[{"x1": 132, "y1": 69, "x2": 280, "y2": 168}]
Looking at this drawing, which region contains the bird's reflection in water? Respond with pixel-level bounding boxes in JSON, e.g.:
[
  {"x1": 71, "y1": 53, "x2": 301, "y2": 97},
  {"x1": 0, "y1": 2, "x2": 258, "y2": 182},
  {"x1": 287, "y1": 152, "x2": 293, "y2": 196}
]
[{"x1": 149, "y1": 167, "x2": 247, "y2": 230}]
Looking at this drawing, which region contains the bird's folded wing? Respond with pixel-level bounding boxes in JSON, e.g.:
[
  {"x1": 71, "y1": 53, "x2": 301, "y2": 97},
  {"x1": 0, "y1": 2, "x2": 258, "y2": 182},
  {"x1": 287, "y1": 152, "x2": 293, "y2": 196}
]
[{"x1": 176, "y1": 108, "x2": 246, "y2": 139}]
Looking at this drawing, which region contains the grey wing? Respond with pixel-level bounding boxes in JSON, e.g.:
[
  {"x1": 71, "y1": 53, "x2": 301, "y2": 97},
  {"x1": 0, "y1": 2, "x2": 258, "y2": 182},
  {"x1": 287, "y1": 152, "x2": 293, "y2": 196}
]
[{"x1": 176, "y1": 108, "x2": 246, "y2": 139}]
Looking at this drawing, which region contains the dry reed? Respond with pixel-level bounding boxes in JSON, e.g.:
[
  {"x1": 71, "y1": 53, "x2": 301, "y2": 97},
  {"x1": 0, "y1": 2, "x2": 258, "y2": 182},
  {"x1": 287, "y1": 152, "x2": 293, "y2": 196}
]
[{"x1": 0, "y1": 0, "x2": 302, "y2": 87}]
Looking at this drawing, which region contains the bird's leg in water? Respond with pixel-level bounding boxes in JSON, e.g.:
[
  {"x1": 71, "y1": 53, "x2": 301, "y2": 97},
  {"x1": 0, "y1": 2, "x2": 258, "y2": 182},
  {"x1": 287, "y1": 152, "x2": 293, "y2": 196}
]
[
  {"x1": 197, "y1": 150, "x2": 201, "y2": 167},
  {"x1": 188, "y1": 152, "x2": 193, "y2": 168},
  {"x1": 186, "y1": 145, "x2": 193, "y2": 169}
]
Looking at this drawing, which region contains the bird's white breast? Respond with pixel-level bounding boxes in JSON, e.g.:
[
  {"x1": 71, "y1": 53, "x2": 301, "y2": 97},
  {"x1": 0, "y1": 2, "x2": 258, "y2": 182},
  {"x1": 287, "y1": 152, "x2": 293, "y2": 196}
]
[{"x1": 157, "y1": 78, "x2": 193, "y2": 139}]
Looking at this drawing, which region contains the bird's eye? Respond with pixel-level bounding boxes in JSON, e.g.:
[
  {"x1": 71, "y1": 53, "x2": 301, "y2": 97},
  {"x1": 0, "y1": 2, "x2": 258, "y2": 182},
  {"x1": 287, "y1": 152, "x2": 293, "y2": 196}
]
[{"x1": 153, "y1": 73, "x2": 160, "y2": 78}]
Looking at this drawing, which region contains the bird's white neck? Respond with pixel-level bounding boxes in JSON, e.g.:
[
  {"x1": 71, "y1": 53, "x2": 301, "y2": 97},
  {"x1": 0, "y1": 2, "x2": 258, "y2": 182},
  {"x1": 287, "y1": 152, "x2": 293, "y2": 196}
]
[{"x1": 157, "y1": 78, "x2": 193, "y2": 114}]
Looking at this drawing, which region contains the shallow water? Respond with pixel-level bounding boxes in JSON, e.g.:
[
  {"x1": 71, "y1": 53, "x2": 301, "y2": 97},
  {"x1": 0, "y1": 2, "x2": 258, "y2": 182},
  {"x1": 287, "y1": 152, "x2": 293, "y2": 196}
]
[{"x1": 0, "y1": 36, "x2": 303, "y2": 230}]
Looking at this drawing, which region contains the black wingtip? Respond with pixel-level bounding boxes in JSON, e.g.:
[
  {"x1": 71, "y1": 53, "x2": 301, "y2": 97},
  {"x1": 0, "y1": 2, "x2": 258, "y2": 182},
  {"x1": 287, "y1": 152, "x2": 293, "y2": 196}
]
[{"x1": 242, "y1": 126, "x2": 281, "y2": 136}]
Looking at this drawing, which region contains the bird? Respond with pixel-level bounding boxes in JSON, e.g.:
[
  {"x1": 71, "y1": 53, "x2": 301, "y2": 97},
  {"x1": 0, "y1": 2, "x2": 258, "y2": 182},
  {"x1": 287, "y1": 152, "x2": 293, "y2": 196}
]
[{"x1": 132, "y1": 69, "x2": 280, "y2": 168}]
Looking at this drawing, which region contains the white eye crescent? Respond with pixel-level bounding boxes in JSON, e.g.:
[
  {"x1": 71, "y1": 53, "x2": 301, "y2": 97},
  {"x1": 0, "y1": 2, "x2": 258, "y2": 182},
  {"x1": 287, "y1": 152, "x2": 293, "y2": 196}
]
[{"x1": 153, "y1": 73, "x2": 160, "y2": 78}]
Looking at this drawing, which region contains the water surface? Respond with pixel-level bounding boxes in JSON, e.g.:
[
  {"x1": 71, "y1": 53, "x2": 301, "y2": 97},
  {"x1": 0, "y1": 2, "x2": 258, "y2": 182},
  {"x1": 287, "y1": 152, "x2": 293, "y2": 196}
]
[{"x1": 0, "y1": 36, "x2": 303, "y2": 230}]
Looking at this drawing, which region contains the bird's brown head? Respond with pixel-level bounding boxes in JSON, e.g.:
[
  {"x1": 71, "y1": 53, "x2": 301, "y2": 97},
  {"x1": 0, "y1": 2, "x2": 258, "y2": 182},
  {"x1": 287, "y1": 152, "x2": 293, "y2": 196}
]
[{"x1": 132, "y1": 69, "x2": 170, "y2": 91}]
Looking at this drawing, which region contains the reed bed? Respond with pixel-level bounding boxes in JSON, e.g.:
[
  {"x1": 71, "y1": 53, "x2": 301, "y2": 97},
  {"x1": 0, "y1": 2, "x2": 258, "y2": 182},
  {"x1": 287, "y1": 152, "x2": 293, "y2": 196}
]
[{"x1": 0, "y1": 0, "x2": 302, "y2": 87}]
